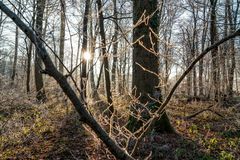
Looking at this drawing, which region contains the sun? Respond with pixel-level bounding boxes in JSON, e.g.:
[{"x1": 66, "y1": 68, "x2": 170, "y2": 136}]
[{"x1": 83, "y1": 51, "x2": 91, "y2": 61}]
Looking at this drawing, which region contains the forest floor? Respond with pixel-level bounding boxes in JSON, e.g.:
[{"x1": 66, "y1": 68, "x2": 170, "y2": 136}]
[{"x1": 0, "y1": 85, "x2": 240, "y2": 159}]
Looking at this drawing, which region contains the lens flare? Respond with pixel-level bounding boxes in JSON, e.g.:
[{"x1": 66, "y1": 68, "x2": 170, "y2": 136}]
[{"x1": 83, "y1": 51, "x2": 91, "y2": 61}]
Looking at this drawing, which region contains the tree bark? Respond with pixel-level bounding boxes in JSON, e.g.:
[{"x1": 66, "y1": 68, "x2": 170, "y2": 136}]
[
  {"x1": 80, "y1": 0, "x2": 90, "y2": 103},
  {"x1": 59, "y1": 0, "x2": 66, "y2": 73},
  {"x1": 35, "y1": 0, "x2": 46, "y2": 102},
  {"x1": 26, "y1": 0, "x2": 36, "y2": 93},
  {"x1": 226, "y1": 0, "x2": 236, "y2": 97},
  {"x1": 130, "y1": 0, "x2": 174, "y2": 133},
  {"x1": 210, "y1": 0, "x2": 219, "y2": 101}
]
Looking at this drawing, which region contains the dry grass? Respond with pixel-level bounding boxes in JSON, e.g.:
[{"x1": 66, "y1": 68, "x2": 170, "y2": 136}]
[{"x1": 0, "y1": 79, "x2": 239, "y2": 159}]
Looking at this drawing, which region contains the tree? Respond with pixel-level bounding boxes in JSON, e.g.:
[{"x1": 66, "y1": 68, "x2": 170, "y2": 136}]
[
  {"x1": 26, "y1": 0, "x2": 36, "y2": 93},
  {"x1": 80, "y1": 0, "x2": 90, "y2": 103},
  {"x1": 35, "y1": 0, "x2": 47, "y2": 102},
  {"x1": 11, "y1": 1, "x2": 21, "y2": 85},
  {"x1": 111, "y1": 0, "x2": 119, "y2": 88},
  {"x1": 210, "y1": 0, "x2": 220, "y2": 101},
  {"x1": 226, "y1": 0, "x2": 236, "y2": 97},
  {"x1": 129, "y1": 0, "x2": 174, "y2": 133},
  {"x1": 59, "y1": 0, "x2": 66, "y2": 73},
  {"x1": 199, "y1": 0, "x2": 208, "y2": 97},
  {"x1": 97, "y1": 0, "x2": 114, "y2": 114}
]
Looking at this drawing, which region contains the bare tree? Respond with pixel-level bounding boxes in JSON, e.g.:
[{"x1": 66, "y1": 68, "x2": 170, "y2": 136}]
[
  {"x1": 97, "y1": 0, "x2": 114, "y2": 114},
  {"x1": 59, "y1": 0, "x2": 66, "y2": 73},
  {"x1": 210, "y1": 0, "x2": 220, "y2": 101},
  {"x1": 26, "y1": 0, "x2": 36, "y2": 93},
  {"x1": 35, "y1": 0, "x2": 46, "y2": 102},
  {"x1": 80, "y1": 0, "x2": 90, "y2": 102},
  {"x1": 11, "y1": 1, "x2": 21, "y2": 85}
]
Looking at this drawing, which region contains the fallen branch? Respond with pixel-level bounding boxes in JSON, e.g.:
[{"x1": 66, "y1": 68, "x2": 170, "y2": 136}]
[{"x1": 184, "y1": 104, "x2": 224, "y2": 120}]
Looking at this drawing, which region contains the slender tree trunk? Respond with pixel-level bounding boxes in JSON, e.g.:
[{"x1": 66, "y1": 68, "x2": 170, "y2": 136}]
[
  {"x1": 26, "y1": 42, "x2": 33, "y2": 93},
  {"x1": 199, "y1": 2, "x2": 208, "y2": 97},
  {"x1": 59, "y1": 0, "x2": 66, "y2": 73},
  {"x1": 26, "y1": 1, "x2": 36, "y2": 93},
  {"x1": 192, "y1": 7, "x2": 198, "y2": 98},
  {"x1": 35, "y1": 0, "x2": 46, "y2": 102},
  {"x1": 210, "y1": 0, "x2": 219, "y2": 101},
  {"x1": 111, "y1": 0, "x2": 118, "y2": 89},
  {"x1": 227, "y1": 0, "x2": 236, "y2": 97},
  {"x1": 89, "y1": 15, "x2": 96, "y2": 95},
  {"x1": 221, "y1": 2, "x2": 228, "y2": 95},
  {"x1": 97, "y1": 0, "x2": 113, "y2": 113},
  {"x1": 80, "y1": 0, "x2": 90, "y2": 103},
  {"x1": 11, "y1": 25, "x2": 19, "y2": 85}
]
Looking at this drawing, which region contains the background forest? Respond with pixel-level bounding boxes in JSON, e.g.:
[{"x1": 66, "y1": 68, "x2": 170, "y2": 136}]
[{"x1": 0, "y1": 0, "x2": 240, "y2": 159}]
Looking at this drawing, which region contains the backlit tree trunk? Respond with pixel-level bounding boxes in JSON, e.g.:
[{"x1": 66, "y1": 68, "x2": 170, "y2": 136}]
[{"x1": 80, "y1": 0, "x2": 90, "y2": 103}]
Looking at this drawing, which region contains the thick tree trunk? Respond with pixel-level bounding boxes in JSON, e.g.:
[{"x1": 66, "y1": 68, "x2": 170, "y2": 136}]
[{"x1": 130, "y1": 0, "x2": 174, "y2": 133}]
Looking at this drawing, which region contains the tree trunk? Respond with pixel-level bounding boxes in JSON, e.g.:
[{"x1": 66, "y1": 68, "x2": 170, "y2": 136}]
[
  {"x1": 89, "y1": 15, "x2": 96, "y2": 95},
  {"x1": 210, "y1": 0, "x2": 219, "y2": 101},
  {"x1": 130, "y1": 0, "x2": 174, "y2": 133},
  {"x1": 11, "y1": 25, "x2": 19, "y2": 85},
  {"x1": 199, "y1": 0, "x2": 208, "y2": 97},
  {"x1": 227, "y1": 0, "x2": 236, "y2": 97},
  {"x1": 111, "y1": 0, "x2": 118, "y2": 89},
  {"x1": 97, "y1": 0, "x2": 113, "y2": 114},
  {"x1": 26, "y1": 41, "x2": 33, "y2": 93},
  {"x1": 26, "y1": 1, "x2": 36, "y2": 93},
  {"x1": 59, "y1": 0, "x2": 66, "y2": 73},
  {"x1": 80, "y1": 0, "x2": 90, "y2": 103},
  {"x1": 35, "y1": 0, "x2": 46, "y2": 102}
]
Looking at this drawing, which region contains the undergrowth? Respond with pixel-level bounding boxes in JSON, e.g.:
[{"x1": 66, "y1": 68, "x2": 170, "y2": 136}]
[{"x1": 0, "y1": 83, "x2": 239, "y2": 159}]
